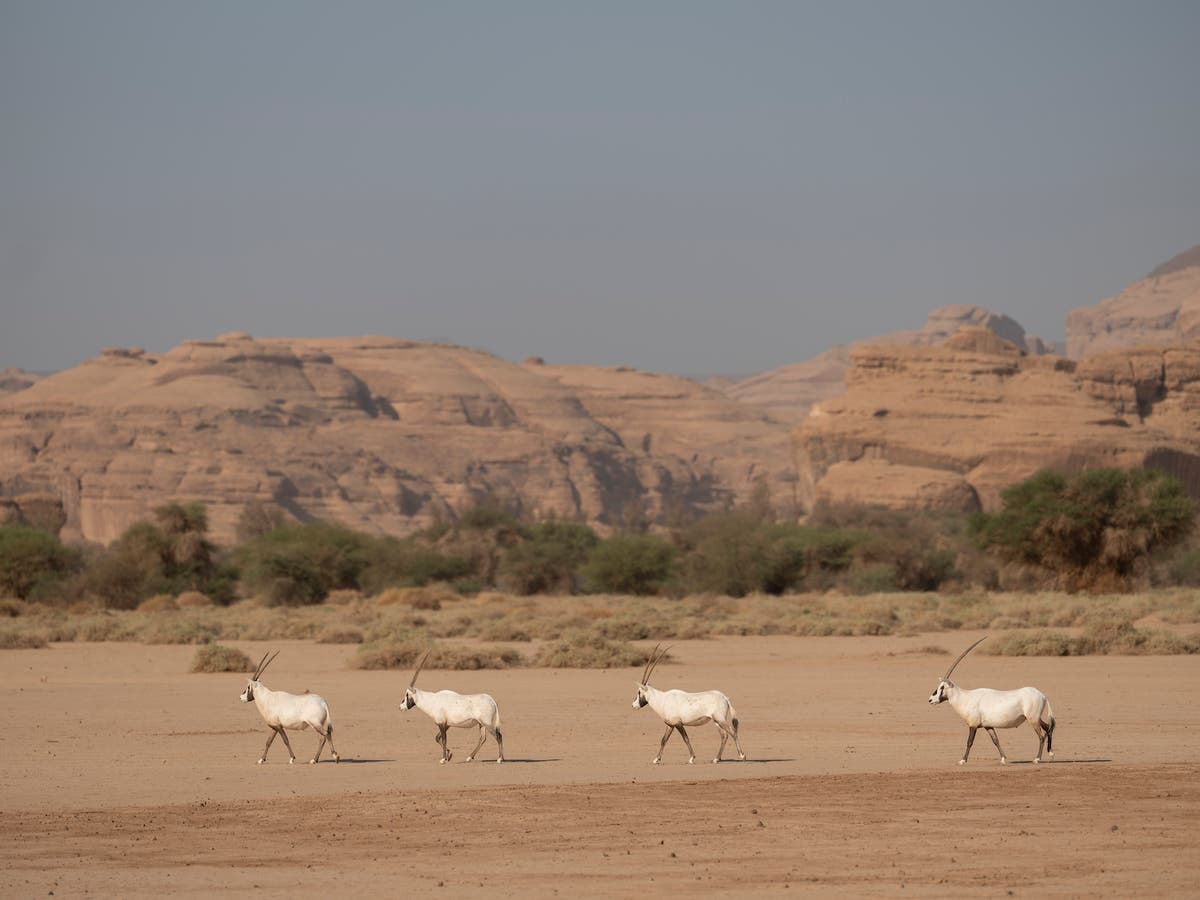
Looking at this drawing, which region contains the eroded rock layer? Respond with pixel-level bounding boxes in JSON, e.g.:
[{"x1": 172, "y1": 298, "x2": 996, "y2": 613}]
[
  {"x1": 794, "y1": 329, "x2": 1200, "y2": 513},
  {"x1": 0, "y1": 335, "x2": 793, "y2": 545}
]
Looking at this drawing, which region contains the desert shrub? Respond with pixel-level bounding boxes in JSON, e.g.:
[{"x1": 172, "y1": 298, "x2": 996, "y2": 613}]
[
  {"x1": 176, "y1": 590, "x2": 213, "y2": 608},
  {"x1": 584, "y1": 534, "x2": 676, "y2": 595},
  {"x1": 374, "y1": 586, "x2": 456, "y2": 610},
  {"x1": 317, "y1": 626, "x2": 364, "y2": 644},
  {"x1": 235, "y1": 500, "x2": 288, "y2": 543},
  {"x1": 359, "y1": 536, "x2": 472, "y2": 593},
  {"x1": 138, "y1": 616, "x2": 221, "y2": 645},
  {"x1": 532, "y1": 630, "x2": 647, "y2": 668},
  {"x1": 190, "y1": 643, "x2": 253, "y2": 673},
  {"x1": 352, "y1": 640, "x2": 523, "y2": 670},
  {"x1": 238, "y1": 522, "x2": 371, "y2": 605},
  {"x1": 0, "y1": 626, "x2": 49, "y2": 649},
  {"x1": 0, "y1": 525, "x2": 82, "y2": 600},
  {"x1": 326, "y1": 589, "x2": 363, "y2": 605},
  {"x1": 498, "y1": 521, "x2": 598, "y2": 595},
  {"x1": 137, "y1": 593, "x2": 178, "y2": 612},
  {"x1": 972, "y1": 468, "x2": 1195, "y2": 591},
  {"x1": 0, "y1": 597, "x2": 30, "y2": 617}
]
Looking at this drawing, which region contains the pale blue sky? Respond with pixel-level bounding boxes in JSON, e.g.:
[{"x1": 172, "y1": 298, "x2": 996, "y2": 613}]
[{"x1": 2, "y1": 1, "x2": 1198, "y2": 375}]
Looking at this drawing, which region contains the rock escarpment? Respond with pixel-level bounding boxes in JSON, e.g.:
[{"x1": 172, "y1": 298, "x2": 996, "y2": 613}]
[
  {"x1": 0, "y1": 334, "x2": 794, "y2": 545},
  {"x1": 1066, "y1": 244, "x2": 1200, "y2": 358},
  {"x1": 794, "y1": 328, "x2": 1200, "y2": 513},
  {"x1": 725, "y1": 305, "x2": 1054, "y2": 422}
]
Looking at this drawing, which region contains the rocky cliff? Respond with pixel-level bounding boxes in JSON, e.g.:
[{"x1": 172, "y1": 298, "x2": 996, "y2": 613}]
[
  {"x1": 793, "y1": 327, "x2": 1200, "y2": 513},
  {"x1": 1066, "y1": 244, "x2": 1200, "y2": 358},
  {"x1": 724, "y1": 305, "x2": 1054, "y2": 421},
  {"x1": 0, "y1": 334, "x2": 794, "y2": 545}
]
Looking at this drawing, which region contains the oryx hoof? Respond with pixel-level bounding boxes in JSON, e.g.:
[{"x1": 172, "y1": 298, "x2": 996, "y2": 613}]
[
  {"x1": 653, "y1": 758, "x2": 662, "y2": 765},
  {"x1": 687, "y1": 758, "x2": 696, "y2": 765},
  {"x1": 712, "y1": 758, "x2": 721, "y2": 764},
  {"x1": 257, "y1": 758, "x2": 266, "y2": 765},
  {"x1": 958, "y1": 759, "x2": 966, "y2": 766},
  {"x1": 333, "y1": 754, "x2": 340, "y2": 764},
  {"x1": 465, "y1": 756, "x2": 475, "y2": 763},
  {"x1": 439, "y1": 758, "x2": 447, "y2": 765},
  {"x1": 308, "y1": 759, "x2": 317, "y2": 765},
  {"x1": 1048, "y1": 750, "x2": 1055, "y2": 758},
  {"x1": 739, "y1": 753, "x2": 746, "y2": 760},
  {"x1": 1033, "y1": 757, "x2": 1041, "y2": 765},
  {"x1": 496, "y1": 758, "x2": 504, "y2": 764},
  {"x1": 1000, "y1": 757, "x2": 1008, "y2": 765},
  {"x1": 288, "y1": 757, "x2": 296, "y2": 765}
]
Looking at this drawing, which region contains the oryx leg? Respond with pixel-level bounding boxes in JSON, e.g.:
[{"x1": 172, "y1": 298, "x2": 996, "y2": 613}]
[
  {"x1": 324, "y1": 724, "x2": 340, "y2": 763},
  {"x1": 308, "y1": 721, "x2": 329, "y2": 764},
  {"x1": 713, "y1": 726, "x2": 729, "y2": 763},
  {"x1": 276, "y1": 726, "x2": 298, "y2": 764},
  {"x1": 959, "y1": 726, "x2": 978, "y2": 765},
  {"x1": 730, "y1": 720, "x2": 746, "y2": 760},
  {"x1": 1044, "y1": 718, "x2": 1055, "y2": 757},
  {"x1": 466, "y1": 725, "x2": 487, "y2": 762},
  {"x1": 490, "y1": 727, "x2": 504, "y2": 763},
  {"x1": 675, "y1": 724, "x2": 697, "y2": 765},
  {"x1": 258, "y1": 726, "x2": 281, "y2": 763},
  {"x1": 653, "y1": 724, "x2": 674, "y2": 764},
  {"x1": 1031, "y1": 721, "x2": 1048, "y2": 763},
  {"x1": 436, "y1": 723, "x2": 452, "y2": 764},
  {"x1": 984, "y1": 727, "x2": 1007, "y2": 764}
]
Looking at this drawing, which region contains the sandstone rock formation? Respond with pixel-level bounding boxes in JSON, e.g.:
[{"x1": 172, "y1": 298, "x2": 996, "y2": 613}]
[
  {"x1": 0, "y1": 334, "x2": 794, "y2": 545},
  {"x1": 0, "y1": 368, "x2": 44, "y2": 395},
  {"x1": 1066, "y1": 243, "x2": 1200, "y2": 358},
  {"x1": 724, "y1": 305, "x2": 1055, "y2": 421},
  {"x1": 794, "y1": 328, "x2": 1200, "y2": 513}
]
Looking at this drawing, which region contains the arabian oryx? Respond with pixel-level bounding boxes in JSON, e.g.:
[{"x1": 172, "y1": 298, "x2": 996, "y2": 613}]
[
  {"x1": 929, "y1": 636, "x2": 1057, "y2": 765},
  {"x1": 239, "y1": 650, "x2": 339, "y2": 765},
  {"x1": 400, "y1": 651, "x2": 505, "y2": 764},
  {"x1": 632, "y1": 643, "x2": 746, "y2": 765}
]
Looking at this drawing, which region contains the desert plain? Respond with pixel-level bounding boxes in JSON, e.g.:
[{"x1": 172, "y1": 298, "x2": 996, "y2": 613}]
[{"x1": 2, "y1": 634, "x2": 1199, "y2": 898}]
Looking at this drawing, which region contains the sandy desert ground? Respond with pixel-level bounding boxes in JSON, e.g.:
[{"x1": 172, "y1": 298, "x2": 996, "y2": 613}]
[{"x1": 2, "y1": 634, "x2": 1199, "y2": 897}]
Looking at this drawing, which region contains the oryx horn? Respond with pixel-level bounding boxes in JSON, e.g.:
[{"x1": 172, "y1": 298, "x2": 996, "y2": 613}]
[
  {"x1": 254, "y1": 650, "x2": 280, "y2": 681},
  {"x1": 410, "y1": 649, "x2": 431, "y2": 689},
  {"x1": 644, "y1": 643, "x2": 671, "y2": 684},
  {"x1": 640, "y1": 642, "x2": 662, "y2": 685},
  {"x1": 943, "y1": 636, "x2": 987, "y2": 682}
]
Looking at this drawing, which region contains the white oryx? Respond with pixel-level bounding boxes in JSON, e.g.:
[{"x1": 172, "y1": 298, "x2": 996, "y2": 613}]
[
  {"x1": 239, "y1": 650, "x2": 340, "y2": 765},
  {"x1": 400, "y1": 651, "x2": 505, "y2": 764},
  {"x1": 632, "y1": 643, "x2": 746, "y2": 765},
  {"x1": 929, "y1": 636, "x2": 1057, "y2": 765}
]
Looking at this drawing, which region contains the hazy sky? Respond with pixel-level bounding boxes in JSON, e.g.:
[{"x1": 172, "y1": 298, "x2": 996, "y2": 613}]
[{"x1": 2, "y1": 2, "x2": 1198, "y2": 376}]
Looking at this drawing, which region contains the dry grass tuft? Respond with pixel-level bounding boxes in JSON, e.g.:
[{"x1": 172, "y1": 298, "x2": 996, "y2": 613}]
[
  {"x1": 0, "y1": 598, "x2": 30, "y2": 617},
  {"x1": 351, "y1": 640, "x2": 523, "y2": 671},
  {"x1": 532, "y1": 630, "x2": 648, "y2": 669},
  {"x1": 316, "y1": 626, "x2": 364, "y2": 644},
  {"x1": 190, "y1": 643, "x2": 253, "y2": 673},
  {"x1": 0, "y1": 626, "x2": 49, "y2": 649},
  {"x1": 176, "y1": 591, "x2": 213, "y2": 609},
  {"x1": 137, "y1": 594, "x2": 178, "y2": 613}
]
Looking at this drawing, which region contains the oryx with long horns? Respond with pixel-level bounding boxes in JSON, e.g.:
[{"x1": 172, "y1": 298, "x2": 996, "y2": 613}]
[
  {"x1": 239, "y1": 650, "x2": 339, "y2": 765},
  {"x1": 632, "y1": 643, "x2": 746, "y2": 765},
  {"x1": 928, "y1": 636, "x2": 1057, "y2": 765},
  {"x1": 400, "y1": 650, "x2": 505, "y2": 764}
]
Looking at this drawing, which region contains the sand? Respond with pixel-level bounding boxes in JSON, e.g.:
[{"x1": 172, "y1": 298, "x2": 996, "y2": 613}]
[{"x1": 2, "y1": 634, "x2": 1198, "y2": 896}]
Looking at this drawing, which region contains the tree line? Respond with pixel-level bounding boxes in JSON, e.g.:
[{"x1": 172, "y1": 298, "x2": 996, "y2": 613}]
[{"x1": 0, "y1": 467, "x2": 1195, "y2": 608}]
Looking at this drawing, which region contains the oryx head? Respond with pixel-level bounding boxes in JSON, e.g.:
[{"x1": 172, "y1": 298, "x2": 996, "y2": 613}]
[
  {"x1": 240, "y1": 650, "x2": 278, "y2": 703},
  {"x1": 401, "y1": 650, "x2": 430, "y2": 710},
  {"x1": 929, "y1": 637, "x2": 986, "y2": 704},
  {"x1": 632, "y1": 643, "x2": 669, "y2": 709}
]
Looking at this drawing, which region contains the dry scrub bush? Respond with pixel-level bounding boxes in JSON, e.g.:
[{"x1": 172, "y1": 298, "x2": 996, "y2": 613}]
[
  {"x1": 352, "y1": 640, "x2": 523, "y2": 670},
  {"x1": 138, "y1": 615, "x2": 221, "y2": 645},
  {"x1": 137, "y1": 594, "x2": 177, "y2": 612},
  {"x1": 0, "y1": 597, "x2": 30, "y2": 617},
  {"x1": 326, "y1": 589, "x2": 362, "y2": 606},
  {"x1": 191, "y1": 643, "x2": 252, "y2": 673},
  {"x1": 532, "y1": 630, "x2": 647, "y2": 668},
  {"x1": 375, "y1": 586, "x2": 451, "y2": 610},
  {"x1": 317, "y1": 626, "x2": 364, "y2": 644},
  {"x1": 0, "y1": 626, "x2": 49, "y2": 649},
  {"x1": 176, "y1": 591, "x2": 213, "y2": 609}
]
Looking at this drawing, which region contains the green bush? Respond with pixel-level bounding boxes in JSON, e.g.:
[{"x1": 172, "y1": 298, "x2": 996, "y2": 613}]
[
  {"x1": 498, "y1": 521, "x2": 598, "y2": 595},
  {"x1": 238, "y1": 522, "x2": 371, "y2": 605},
  {"x1": 584, "y1": 534, "x2": 676, "y2": 595},
  {"x1": 0, "y1": 525, "x2": 81, "y2": 600},
  {"x1": 972, "y1": 468, "x2": 1195, "y2": 591},
  {"x1": 359, "y1": 536, "x2": 471, "y2": 593}
]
